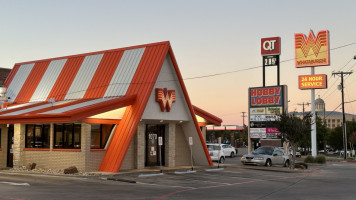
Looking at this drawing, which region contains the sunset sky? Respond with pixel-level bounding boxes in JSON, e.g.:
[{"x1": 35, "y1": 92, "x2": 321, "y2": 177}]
[{"x1": 1, "y1": 0, "x2": 356, "y2": 125}]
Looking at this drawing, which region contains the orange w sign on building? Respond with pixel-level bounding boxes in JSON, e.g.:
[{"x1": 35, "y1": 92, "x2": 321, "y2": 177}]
[
  {"x1": 155, "y1": 88, "x2": 176, "y2": 112},
  {"x1": 295, "y1": 30, "x2": 329, "y2": 68}
]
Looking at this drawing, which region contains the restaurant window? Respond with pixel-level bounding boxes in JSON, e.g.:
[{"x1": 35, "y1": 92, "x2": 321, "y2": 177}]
[
  {"x1": 54, "y1": 123, "x2": 81, "y2": 149},
  {"x1": 91, "y1": 124, "x2": 114, "y2": 149},
  {"x1": 25, "y1": 124, "x2": 50, "y2": 148}
]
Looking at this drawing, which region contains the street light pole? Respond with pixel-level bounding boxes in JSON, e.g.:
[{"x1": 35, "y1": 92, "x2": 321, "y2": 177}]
[{"x1": 332, "y1": 71, "x2": 353, "y2": 160}]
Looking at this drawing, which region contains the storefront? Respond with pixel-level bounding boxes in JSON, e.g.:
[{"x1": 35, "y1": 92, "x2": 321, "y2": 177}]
[{"x1": 0, "y1": 41, "x2": 222, "y2": 172}]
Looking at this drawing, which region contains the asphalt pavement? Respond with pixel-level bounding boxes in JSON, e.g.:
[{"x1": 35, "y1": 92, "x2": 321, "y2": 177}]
[{"x1": 1, "y1": 158, "x2": 356, "y2": 200}]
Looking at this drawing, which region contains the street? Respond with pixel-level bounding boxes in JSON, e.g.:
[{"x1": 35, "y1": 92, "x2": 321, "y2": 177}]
[{"x1": 1, "y1": 160, "x2": 356, "y2": 200}]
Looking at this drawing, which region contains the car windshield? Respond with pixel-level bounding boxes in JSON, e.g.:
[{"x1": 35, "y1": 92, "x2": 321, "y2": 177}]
[
  {"x1": 252, "y1": 147, "x2": 274, "y2": 155},
  {"x1": 207, "y1": 145, "x2": 221, "y2": 151}
]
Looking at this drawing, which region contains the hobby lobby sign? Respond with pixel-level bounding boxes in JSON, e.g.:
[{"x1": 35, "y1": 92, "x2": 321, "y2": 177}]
[{"x1": 249, "y1": 86, "x2": 283, "y2": 107}]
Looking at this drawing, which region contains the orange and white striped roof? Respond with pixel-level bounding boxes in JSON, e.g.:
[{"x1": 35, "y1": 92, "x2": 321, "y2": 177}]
[
  {"x1": 2, "y1": 41, "x2": 218, "y2": 172},
  {"x1": 5, "y1": 44, "x2": 151, "y2": 103}
]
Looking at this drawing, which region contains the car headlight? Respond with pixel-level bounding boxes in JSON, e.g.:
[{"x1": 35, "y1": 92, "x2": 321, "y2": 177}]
[{"x1": 254, "y1": 157, "x2": 264, "y2": 160}]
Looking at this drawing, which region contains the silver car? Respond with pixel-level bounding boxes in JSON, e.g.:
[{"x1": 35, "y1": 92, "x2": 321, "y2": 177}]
[{"x1": 241, "y1": 146, "x2": 290, "y2": 167}]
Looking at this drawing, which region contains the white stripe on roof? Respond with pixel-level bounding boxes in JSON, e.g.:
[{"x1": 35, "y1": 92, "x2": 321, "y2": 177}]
[
  {"x1": 1, "y1": 101, "x2": 72, "y2": 116},
  {"x1": 6, "y1": 63, "x2": 35, "y2": 102},
  {"x1": 43, "y1": 97, "x2": 115, "y2": 114},
  {"x1": 104, "y1": 48, "x2": 145, "y2": 97},
  {"x1": 0, "y1": 102, "x2": 34, "y2": 113},
  {"x1": 30, "y1": 59, "x2": 67, "y2": 102},
  {"x1": 65, "y1": 54, "x2": 104, "y2": 100}
]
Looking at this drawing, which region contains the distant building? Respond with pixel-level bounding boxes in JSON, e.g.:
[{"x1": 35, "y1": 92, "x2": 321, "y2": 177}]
[{"x1": 293, "y1": 96, "x2": 356, "y2": 128}]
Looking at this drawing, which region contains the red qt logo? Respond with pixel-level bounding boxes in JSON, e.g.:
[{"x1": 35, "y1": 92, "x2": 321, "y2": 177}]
[{"x1": 155, "y1": 88, "x2": 176, "y2": 112}]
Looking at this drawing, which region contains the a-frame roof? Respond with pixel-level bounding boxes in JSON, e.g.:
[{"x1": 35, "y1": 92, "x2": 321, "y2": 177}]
[{"x1": 2, "y1": 41, "x2": 216, "y2": 172}]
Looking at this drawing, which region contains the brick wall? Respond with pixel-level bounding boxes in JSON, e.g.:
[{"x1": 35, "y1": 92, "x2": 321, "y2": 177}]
[{"x1": 175, "y1": 124, "x2": 191, "y2": 166}]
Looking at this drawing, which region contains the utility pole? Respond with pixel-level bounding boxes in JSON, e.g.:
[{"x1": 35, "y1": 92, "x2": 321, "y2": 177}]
[
  {"x1": 297, "y1": 102, "x2": 310, "y2": 116},
  {"x1": 332, "y1": 71, "x2": 353, "y2": 160},
  {"x1": 241, "y1": 112, "x2": 246, "y2": 126}
]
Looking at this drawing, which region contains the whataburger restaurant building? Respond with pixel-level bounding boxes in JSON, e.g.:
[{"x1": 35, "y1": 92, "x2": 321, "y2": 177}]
[{"x1": 0, "y1": 41, "x2": 222, "y2": 172}]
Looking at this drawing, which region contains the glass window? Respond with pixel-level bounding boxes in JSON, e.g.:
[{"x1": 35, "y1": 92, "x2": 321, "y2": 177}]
[
  {"x1": 91, "y1": 124, "x2": 114, "y2": 149},
  {"x1": 25, "y1": 124, "x2": 50, "y2": 148},
  {"x1": 54, "y1": 123, "x2": 81, "y2": 149}
]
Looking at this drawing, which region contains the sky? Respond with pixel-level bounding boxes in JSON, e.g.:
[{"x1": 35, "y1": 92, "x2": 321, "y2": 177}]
[{"x1": 1, "y1": 0, "x2": 356, "y2": 125}]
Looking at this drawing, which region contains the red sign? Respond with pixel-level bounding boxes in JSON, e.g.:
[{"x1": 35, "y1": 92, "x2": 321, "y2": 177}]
[
  {"x1": 261, "y1": 37, "x2": 281, "y2": 55},
  {"x1": 266, "y1": 127, "x2": 281, "y2": 134},
  {"x1": 299, "y1": 74, "x2": 327, "y2": 90},
  {"x1": 295, "y1": 30, "x2": 329, "y2": 67},
  {"x1": 250, "y1": 86, "x2": 283, "y2": 107},
  {"x1": 155, "y1": 88, "x2": 176, "y2": 112}
]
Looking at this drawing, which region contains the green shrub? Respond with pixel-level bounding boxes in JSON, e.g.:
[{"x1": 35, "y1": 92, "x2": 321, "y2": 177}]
[
  {"x1": 304, "y1": 155, "x2": 314, "y2": 163},
  {"x1": 315, "y1": 155, "x2": 326, "y2": 164}
]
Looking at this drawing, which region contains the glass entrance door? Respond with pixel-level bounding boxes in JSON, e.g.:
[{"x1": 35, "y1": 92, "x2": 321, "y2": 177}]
[
  {"x1": 145, "y1": 124, "x2": 165, "y2": 167},
  {"x1": 7, "y1": 124, "x2": 14, "y2": 167}
]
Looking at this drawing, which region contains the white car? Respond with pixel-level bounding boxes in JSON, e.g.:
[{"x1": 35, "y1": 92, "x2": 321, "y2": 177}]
[
  {"x1": 206, "y1": 144, "x2": 225, "y2": 163},
  {"x1": 221, "y1": 144, "x2": 237, "y2": 158},
  {"x1": 241, "y1": 146, "x2": 290, "y2": 167}
]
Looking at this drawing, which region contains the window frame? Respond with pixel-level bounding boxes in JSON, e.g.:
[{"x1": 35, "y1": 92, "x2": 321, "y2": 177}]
[
  {"x1": 25, "y1": 124, "x2": 50, "y2": 149},
  {"x1": 90, "y1": 124, "x2": 114, "y2": 149},
  {"x1": 53, "y1": 123, "x2": 81, "y2": 149}
]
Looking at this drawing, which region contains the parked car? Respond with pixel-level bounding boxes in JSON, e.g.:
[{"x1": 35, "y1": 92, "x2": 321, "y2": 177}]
[
  {"x1": 241, "y1": 146, "x2": 290, "y2": 167},
  {"x1": 206, "y1": 144, "x2": 225, "y2": 163},
  {"x1": 221, "y1": 144, "x2": 237, "y2": 158},
  {"x1": 290, "y1": 150, "x2": 301, "y2": 158}
]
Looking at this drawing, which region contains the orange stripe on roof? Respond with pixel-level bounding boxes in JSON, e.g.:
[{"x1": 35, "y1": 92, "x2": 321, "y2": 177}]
[
  {"x1": 14, "y1": 61, "x2": 50, "y2": 103},
  {"x1": 4, "y1": 64, "x2": 20, "y2": 87},
  {"x1": 47, "y1": 57, "x2": 84, "y2": 101},
  {"x1": 83, "y1": 51, "x2": 124, "y2": 99},
  {"x1": 99, "y1": 42, "x2": 169, "y2": 172}
]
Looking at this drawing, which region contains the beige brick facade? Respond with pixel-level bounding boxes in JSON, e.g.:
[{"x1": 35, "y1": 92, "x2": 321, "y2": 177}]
[
  {"x1": 1, "y1": 120, "x2": 202, "y2": 172},
  {"x1": 175, "y1": 124, "x2": 192, "y2": 166}
]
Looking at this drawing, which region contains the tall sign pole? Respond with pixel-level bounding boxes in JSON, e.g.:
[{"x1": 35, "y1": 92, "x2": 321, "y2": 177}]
[
  {"x1": 248, "y1": 37, "x2": 282, "y2": 153},
  {"x1": 261, "y1": 37, "x2": 281, "y2": 86},
  {"x1": 311, "y1": 67, "x2": 317, "y2": 156},
  {"x1": 295, "y1": 30, "x2": 330, "y2": 157}
]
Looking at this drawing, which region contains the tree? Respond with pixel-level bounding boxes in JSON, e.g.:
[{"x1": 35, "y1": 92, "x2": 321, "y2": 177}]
[
  {"x1": 327, "y1": 120, "x2": 356, "y2": 152},
  {"x1": 316, "y1": 116, "x2": 328, "y2": 152},
  {"x1": 273, "y1": 113, "x2": 312, "y2": 169}
]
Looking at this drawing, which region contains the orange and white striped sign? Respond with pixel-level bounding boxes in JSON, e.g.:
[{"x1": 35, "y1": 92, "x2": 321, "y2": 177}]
[{"x1": 295, "y1": 30, "x2": 329, "y2": 68}]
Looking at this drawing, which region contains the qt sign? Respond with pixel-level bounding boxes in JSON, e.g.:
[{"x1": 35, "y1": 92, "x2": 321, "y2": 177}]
[{"x1": 261, "y1": 37, "x2": 281, "y2": 56}]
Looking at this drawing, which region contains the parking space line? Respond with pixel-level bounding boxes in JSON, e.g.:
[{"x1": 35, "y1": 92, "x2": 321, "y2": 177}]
[{"x1": 153, "y1": 169, "x2": 322, "y2": 200}]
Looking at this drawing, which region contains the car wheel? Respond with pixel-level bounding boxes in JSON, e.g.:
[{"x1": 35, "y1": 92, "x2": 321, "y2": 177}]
[
  {"x1": 265, "y1": 159, "x2": 272, "y2": 167},
  {"x1": 219, "y1": 157, "x2": 225, "y2": 164},
  {"x1": 230, "y1": 152, "x2": 235, "y2": 158},
  {"x1": 284, "y1": 159, "x2": 290, "y2": 167}
]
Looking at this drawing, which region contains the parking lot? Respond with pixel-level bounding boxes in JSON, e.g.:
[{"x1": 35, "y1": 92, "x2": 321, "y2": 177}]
[{"x1": 1, "y1": 161, "x2": 356, "y2": 199}]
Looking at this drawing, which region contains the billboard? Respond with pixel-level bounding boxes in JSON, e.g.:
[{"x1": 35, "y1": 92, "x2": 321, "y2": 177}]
[
  {"x1": 295, "y1": 30, "x2": 329, "y2": 68},
  {"x1": 299, "y1": 74, "x2": 327, "y2": 90}
]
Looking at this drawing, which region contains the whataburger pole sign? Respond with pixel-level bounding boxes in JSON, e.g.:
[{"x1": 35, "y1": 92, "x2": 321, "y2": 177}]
[{"x1": 295, "y1": 30, "x2": 330, "y2": 157}]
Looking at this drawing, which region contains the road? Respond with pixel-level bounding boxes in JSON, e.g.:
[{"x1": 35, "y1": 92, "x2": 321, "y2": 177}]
[{"x1": 0, "y1": 160, "x2": 356, "y2": 200}]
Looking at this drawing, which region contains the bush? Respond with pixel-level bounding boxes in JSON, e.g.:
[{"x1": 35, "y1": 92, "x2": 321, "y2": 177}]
[
  {"x1": 304, "y1": 155, "x2": 314, "y2": 163},
  {"x1": 315, "y1": 155, "x2": 326, "y2": 164}
]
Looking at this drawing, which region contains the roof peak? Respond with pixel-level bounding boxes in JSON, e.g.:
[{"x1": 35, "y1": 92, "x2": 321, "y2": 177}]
[{"x1": 14, "y1": 41, "x2": 171, "y2": 66}]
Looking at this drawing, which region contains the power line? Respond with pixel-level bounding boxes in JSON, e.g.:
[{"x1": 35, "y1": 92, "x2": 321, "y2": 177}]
[{"x1": 11, "y1": 41, "x2": 356, "y2": 103}]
